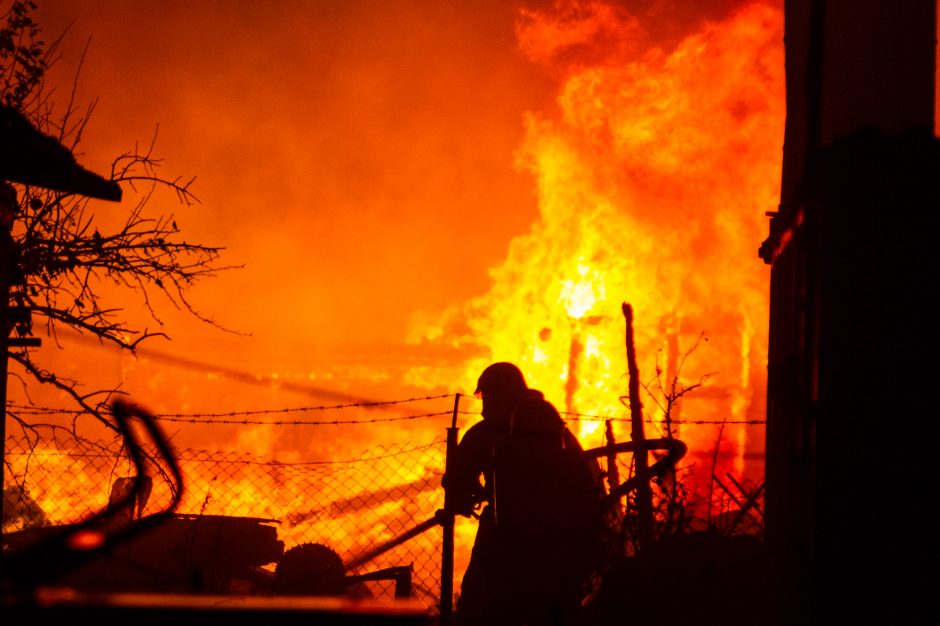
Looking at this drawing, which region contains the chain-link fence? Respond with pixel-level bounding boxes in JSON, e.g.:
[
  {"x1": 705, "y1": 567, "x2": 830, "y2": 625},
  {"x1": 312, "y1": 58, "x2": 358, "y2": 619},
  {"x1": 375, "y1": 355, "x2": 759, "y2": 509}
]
[
  {"x1": 2, "y1": 429, "x2": 448, "y2": 610},
  {"x1": 2, "y1": 400, "x2": 765, "y2": 615}
]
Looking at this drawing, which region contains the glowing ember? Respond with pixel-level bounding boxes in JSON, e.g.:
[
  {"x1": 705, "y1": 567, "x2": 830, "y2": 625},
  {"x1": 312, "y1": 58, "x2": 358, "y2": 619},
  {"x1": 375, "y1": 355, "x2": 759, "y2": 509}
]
[{"x1": 68, "y1": 529, "x2": 106, "y2": 551}]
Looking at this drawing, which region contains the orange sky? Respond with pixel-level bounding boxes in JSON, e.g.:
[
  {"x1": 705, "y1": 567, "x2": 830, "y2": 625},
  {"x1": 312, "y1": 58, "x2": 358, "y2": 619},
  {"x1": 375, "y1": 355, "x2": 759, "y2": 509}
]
[
  {"x1": 34, "y1": 1, "x2": 551, "y2": 348},
  {"x1": 23, "y1": 1, "x2": 553, "y2": 450},
  {"x1": 13, "y1": 0, "x2": 783, "y2": 464}
]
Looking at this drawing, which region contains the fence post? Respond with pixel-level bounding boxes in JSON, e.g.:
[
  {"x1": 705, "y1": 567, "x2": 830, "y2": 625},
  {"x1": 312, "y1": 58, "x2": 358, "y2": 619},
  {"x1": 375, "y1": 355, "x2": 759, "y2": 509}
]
[
  {"x1": 439, "y1": 393, "x2": 460, "y2": 625},
  {"x1": 623, "y1": 302, "x2": 655, "y2": 551}
]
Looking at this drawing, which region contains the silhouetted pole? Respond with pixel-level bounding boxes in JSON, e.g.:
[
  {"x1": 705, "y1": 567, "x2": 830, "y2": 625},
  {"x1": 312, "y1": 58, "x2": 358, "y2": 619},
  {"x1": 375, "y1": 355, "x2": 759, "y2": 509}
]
[
  {"x1": 0, "y1": 106, "x2": 122, "y2": 552},
  {"x1": 604, "y1": 419, "x2": 625, "y2": 520},
  {"x1": 0, "y1": 183, "x2": 13, "y2": 543},
  {"x1": 622, "y1": 302, "x2": 655, "y2": 550},
  {"x1": 604, "y1": 419, "x2": 621, "y2": 492},
  {"x1": 0, "y1": 183, "x2": 36, "y2": 550},
  {"x1": 0, "y1": 108, "x2": 123, "y2": 599},
  {"x1": 439, "y1": 393, "x2": 460, "y2": 624}
]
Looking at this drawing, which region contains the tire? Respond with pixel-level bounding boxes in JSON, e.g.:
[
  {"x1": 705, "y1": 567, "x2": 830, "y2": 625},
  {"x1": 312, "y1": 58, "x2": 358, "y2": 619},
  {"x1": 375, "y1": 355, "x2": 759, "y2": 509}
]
[{"x1": 272, "y1": 542, "x2": 346, "y2": 596}]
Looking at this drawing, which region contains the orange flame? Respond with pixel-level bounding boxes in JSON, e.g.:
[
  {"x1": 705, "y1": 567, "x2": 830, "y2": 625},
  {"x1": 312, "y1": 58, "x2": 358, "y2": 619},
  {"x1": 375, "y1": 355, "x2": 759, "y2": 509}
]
[{"x1": 411, "y1": 1, "x2": 784, "y2": 491}]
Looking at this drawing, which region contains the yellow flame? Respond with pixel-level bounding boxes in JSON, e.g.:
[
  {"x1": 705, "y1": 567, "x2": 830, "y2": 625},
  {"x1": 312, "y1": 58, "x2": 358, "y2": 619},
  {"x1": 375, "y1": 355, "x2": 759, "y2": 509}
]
[{"x1": 411, "y1": 1, "x2": 784, "y2": 491}]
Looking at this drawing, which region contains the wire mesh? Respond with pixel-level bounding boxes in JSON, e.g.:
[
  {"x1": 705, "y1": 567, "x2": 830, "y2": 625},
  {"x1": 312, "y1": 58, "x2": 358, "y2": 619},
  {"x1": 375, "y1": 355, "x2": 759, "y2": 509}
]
[
  {"x1": 2, "y1": 432, "x2": 447, "y2": 611},
  {"x1": 2, "y1": 404, "x2": 764, "y2": 614}
]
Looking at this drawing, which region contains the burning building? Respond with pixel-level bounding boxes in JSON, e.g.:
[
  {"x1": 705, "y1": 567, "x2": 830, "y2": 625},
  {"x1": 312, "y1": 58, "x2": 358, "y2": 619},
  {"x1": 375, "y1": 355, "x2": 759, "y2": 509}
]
[{"x1": 7, "y1": 0, "x2": 937, "y2": 622}]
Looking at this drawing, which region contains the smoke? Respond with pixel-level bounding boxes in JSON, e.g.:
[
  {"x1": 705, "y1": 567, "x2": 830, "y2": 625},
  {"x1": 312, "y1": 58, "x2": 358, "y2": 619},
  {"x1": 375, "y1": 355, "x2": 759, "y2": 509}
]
[
  {"x1": 17, "y1": 1, "x2": 783, "y2": 464},
  {"x1": 406, "y1": 0, "x2": 784, "y2": 477}
]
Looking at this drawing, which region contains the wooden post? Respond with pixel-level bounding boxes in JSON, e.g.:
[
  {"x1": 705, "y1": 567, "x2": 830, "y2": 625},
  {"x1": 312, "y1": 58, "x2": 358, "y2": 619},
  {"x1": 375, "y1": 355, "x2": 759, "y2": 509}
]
[
  {"x1": 604, "y1": 419, "x2": 621, "y2": 508},
  {"x1": 622, "y1": 302, "x2": 655, "y2": 550}
]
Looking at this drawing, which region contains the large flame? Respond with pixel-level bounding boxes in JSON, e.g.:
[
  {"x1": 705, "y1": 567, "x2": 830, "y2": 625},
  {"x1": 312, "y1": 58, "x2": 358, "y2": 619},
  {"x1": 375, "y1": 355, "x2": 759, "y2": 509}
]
[
  {"x1": 5, "y1": 1, "x2": 787, "y2": 518},
  {"x1": 5, "y1": 1, "x2": 787, "y2": 604},
  {"x1": 411, "y1": 1, "x2": 784, "y2": 492}
]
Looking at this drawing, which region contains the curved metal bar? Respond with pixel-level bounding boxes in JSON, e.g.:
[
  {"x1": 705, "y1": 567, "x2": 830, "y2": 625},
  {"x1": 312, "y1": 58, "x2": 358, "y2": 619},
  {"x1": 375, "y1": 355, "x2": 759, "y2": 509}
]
[
  {"x1": 583, "y1": 438, "x2": 685, "y2": 460},
  {"x1": 583, "y1": 438, "x2": 688, "y2": 509},
  {"x1": 110, "y1": 399, "x2": 184, "y2": 516},
  {"x1": 3, "y1": 399, "x2": 183, "y2": 600}
]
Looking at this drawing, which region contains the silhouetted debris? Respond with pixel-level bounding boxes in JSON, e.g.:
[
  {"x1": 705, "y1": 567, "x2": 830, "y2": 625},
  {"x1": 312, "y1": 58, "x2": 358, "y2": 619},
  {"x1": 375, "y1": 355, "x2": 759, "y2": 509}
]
[{"x1": 585, "y1": 530, "x2": 769, "y2": 626}]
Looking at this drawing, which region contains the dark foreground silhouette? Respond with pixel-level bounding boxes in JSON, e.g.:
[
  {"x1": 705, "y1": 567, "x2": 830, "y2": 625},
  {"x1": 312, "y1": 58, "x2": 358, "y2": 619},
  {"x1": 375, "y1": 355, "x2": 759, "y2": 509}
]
[
  {"x1": 444, "y1": 362, "x2": 607, "y2": 626},
  {"x1": 584, "y1": 530, "x2": 769, "y2": 626}
]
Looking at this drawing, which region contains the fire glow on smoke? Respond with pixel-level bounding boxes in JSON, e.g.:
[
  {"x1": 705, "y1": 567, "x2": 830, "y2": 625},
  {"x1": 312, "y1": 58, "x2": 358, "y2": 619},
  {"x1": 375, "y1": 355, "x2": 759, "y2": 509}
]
[
  {"x1": 410, "y1": 0, "x2": 783, "y2": 484},
  {"x1": 6, "y1": 1, "x2": 786, "y2": 600},
  {"x1": 16, "y1": 2, "x2": 783, "y2": 482}
]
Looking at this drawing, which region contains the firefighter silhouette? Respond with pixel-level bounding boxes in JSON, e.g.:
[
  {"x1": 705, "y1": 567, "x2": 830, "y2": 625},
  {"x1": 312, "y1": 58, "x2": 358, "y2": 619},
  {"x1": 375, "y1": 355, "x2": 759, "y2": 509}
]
[{"x1": 443, "y1": 362, "x2": 606, "y2": 626}]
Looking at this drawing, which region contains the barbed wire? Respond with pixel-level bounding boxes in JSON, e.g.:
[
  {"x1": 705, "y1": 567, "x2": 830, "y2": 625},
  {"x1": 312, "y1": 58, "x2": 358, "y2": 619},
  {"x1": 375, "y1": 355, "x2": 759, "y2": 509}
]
[
  {"x1": 456, "y1": 409, "x2": 765, "y2": 426},
  {"x1": 7, "y1": 392, "x2": 766, "y2": 426},
  {"x1": 6, "y1": 393, "x2": 455, "y2": 416},
  {"x1": 563, "y1": 415, "x2": 768, "y2": 425},
  {"x1": 157, "y1": 410, "x2": 454, "y2": 426},
  {"x1": 6, "y1": 394, "x2": 460, "y2": 425},
  {"x1": 173, "y1": 394, "x2": 458, "y2": 416},
  {"x1": 6, "y1": 404, "x2": 88, "y2": 415}
]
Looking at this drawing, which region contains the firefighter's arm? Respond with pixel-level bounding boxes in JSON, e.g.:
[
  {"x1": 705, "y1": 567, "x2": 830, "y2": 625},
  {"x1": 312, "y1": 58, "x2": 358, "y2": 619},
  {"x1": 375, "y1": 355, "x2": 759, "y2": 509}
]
[
  {"x1": 442, "y1": 470, "x2": 482, "y2": 517},
  {"x1": 442, "y1": 431, "x2": 487, "y2": 517}
]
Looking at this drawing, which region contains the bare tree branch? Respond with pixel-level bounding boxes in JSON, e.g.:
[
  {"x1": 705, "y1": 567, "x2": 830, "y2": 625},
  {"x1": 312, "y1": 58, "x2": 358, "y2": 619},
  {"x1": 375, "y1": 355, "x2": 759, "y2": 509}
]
[{"x1": 3, "y1": 1, "x2": 241, "y2": 432}]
